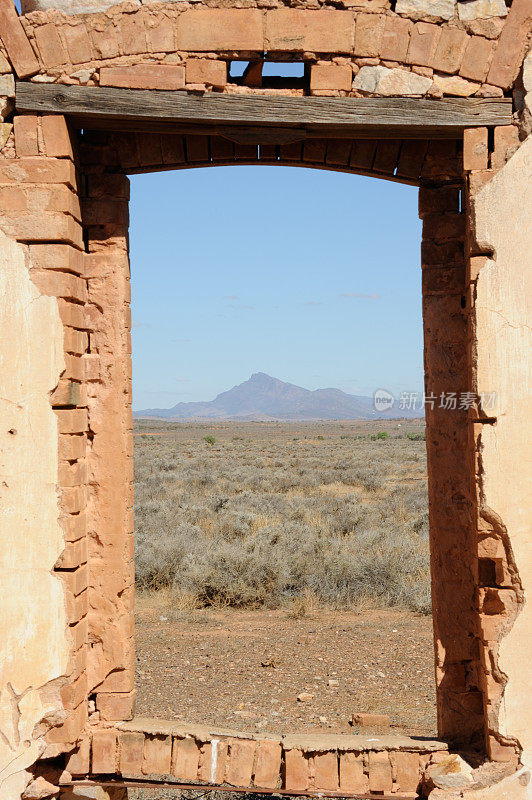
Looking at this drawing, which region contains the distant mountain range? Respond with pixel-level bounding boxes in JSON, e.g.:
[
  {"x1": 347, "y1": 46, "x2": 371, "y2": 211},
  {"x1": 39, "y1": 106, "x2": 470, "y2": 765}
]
[{"x1": 135, "y1": 373, "x2": 423, "y2": 421}]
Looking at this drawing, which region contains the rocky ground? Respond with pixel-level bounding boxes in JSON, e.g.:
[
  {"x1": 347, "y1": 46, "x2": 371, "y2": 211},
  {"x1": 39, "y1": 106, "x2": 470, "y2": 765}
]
[{"x1": 135, "y1": 600, "x2": 437, "y2": 738}]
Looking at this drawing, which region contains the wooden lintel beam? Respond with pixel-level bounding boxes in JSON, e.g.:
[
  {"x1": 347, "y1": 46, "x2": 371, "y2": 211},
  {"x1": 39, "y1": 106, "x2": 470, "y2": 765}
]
[{"x1": 15, "y1": 82, "x2": 513, "y2": 139}]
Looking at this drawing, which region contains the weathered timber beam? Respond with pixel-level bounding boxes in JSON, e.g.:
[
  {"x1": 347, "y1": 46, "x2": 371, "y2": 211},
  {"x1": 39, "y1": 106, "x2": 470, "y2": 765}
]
[{"x1": 15, "y1": 82, "x2": 513, "y2": 139}]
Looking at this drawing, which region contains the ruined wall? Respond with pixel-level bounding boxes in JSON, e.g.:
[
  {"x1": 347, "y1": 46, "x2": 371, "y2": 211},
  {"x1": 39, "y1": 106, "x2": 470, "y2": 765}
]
[
  {"x1": 470, "y1": 135, "x2": 532, "y2": 766},
  {"x1": 0, "y1": 229, "x2": 70, "y2": 800}
]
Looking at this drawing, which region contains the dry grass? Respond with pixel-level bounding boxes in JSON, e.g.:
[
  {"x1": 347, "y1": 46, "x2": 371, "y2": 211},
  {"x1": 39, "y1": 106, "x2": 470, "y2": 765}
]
[{"x1": 134, "y1": 419, "x2": 430, "y2": 614}]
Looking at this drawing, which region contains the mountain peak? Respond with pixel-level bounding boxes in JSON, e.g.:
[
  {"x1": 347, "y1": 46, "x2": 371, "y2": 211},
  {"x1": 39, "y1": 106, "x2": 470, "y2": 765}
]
[{"x1": 136, "y1": 372, "x2": 424, "y2": 421}]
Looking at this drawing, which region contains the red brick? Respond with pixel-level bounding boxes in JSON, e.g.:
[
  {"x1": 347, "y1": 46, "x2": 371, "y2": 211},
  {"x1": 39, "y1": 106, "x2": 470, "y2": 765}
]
[
  {"x1": 31, "y1": 268, "x2": 86, "y2": 302},
  {"x1": 14, "y1": 115, "x2": 39, "y2": 157},
  {"x1": 46, "y1": 701, "x2": 87, "y2": 746},
  {"x1": 197, "y1": 742, "x2": 213, "y2": 782},
  {"x1": 100, "y1": 64, "x2": 185, "y2": 90},
  {"x1": 119, "y1": 731, "x2": 145, "y2": 777},
  {"x1": 58, "y1": 299, "x2": 90, "y2": 330},
  {"x1": 56, "y1": 533, "x2": 87, "y2": 569},
  {"x1": 312, "y1": 751, "x2": 339, "y2": 791},
  {"x1": 225, "y1": 739, "x2": 255, "y2": 787},
  {"x1": 58, "y1": 458, "x2": 88, "y2": 489},
  {"x1": 56, "y1": 408, "x2": 89, "y2": 435},
  {"x1": 339, "y1": 752, "x2": 368, "y2": 793},
  {"x1": 264, "y1": 9, "x2": 353, "y2": 53},
  {"x1": 432, "y1": 27, "x2": 469, "y2": 74},
  {"x1": 64, "y1": 328, "x2": 89, "y2": 355},
  {"x1": 354, "y1": 13, "x2": 385, "y2": 57},
  {"x1": 142, "y1": 734, "x2": 172, "y2": 775},
  {"x1": 406, "y1": 22, "x2": 440, "y2": 67},
  {"x1": 61, "y1": 564, "x2": 88, "y2": 597},
  {"x1": 178, "y1": 9, "x2": 263, "y2": 51},
  {"x1": 0, "y1": 157, "x2": 76, "y2": 188},
  {"x1": 0, "y1": 0, "x2": 39, "y2": 78},
  {"x1": 171, "y1": 737, "x2": 201, "y2": 780},
  {"x1": 460, "y1": 36, "x2": 494, "y2": 82},
  {"x1": 310, "y1": 63, "x2": 352, "y2": 92},
  {"x1": 59, "y1": 508, "x2": 87, "y2": 541},
  {"x1": 487, "y1": 0, "x2": 532, "y2": 89},
  {"x1": 66, "y1": 736, "x2": 90, "y2": 776},
  {"x1": 368, "y1": 751, "x2": 393, "y2": 794},
  {"x1": 119, "y1": 11, "x2": 147, "y2": 55},
  {"x1": 185, "y1": 58, "x2": 227, "y2": 88},
  {"x1": 97, "y1": 690, "x2": 136, "y2": 721},
  {"x1": 491, "y1": 124, "x2": 520, "y2": 169},
  {"x1": 254, "y1": 740, "x2": 282, "y2": 789},
  {"x1": 381, "y1": 15, "x2": 412, "y2": 62},
  {"x1": 29, "y1": 243, "x2": 84, "y2": 275},
  {"x1": 147, "y1": 18, "x2": 176, "y2": 52},
  {"x1": 285, "y1": 749, "x2": 310, "y2": 791},
  {"x1": 419, "y1": 186, "x2": 460, "y2": 217},
  {"x1": 41, "y1": 115, "x2": 74, "y2": 159},
  {"x1": 34, "y1": 23, "x2": 68, "y2": 68},
  {"x1": 87, "y1": 18, "x2": 120, "y2": 60},
  {"x1": 395, "y1": 751, "x2": 421, "y2": 793},
  {"x1": 92, "y1": 729, "x2": 118, "y2": 774},
  {"x1": 463, "y1": 127, "x2": 488, "y2": 171},
  {"x1": 62, "y1": 22, "x2": 92, "y2": 64}
]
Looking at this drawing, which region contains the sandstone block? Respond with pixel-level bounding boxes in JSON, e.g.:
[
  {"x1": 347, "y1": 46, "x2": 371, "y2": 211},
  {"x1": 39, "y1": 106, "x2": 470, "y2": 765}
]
[
  {"x1": 0, "y1": 73, "x2": 15, "y2": 98},
  {"x1": 119, "y1": 12, "x2": 147, "y2": 56},
  {"x1": 147, "y1": 19, "x2": 176, "y2": 53},
  {"x1": 30, "y1": 243, "x2": 84, "y2": 275},
  {"x1": 0, "y1": 0, "x2": 39, "y2": 78},
  {"x1": 97, "y1": 690, "x2": 136, "y2": 722},
  {"x1": 432, "y1": 27, "x2": 469, "y2": 73},
  {"x1": 100, "y1": 65, "x2": 185, "y2": 91},
  {"x1": 310, "y1": 64, "x2": 352, "y2": 92},
  {"x1": 312, "y1": 751, "x2": 339, "y2": 790},
  {"x1": 140, "y1": 734, "x2": 173, "y2": 775},
  {"x1": 355, "y1": 65, "x2": 432, "y2": 94},
  {"x1": 419, "y1": 186, "x2": 460, "y2": 216},
  {"x1": 265, "y1": 10, "x2": 353, "y2": 54},
  {"x1": 253, "y1": 740, "x2": 282, "y2": 789},
  {"x1": 14, "y1": 115, "x2": 39, "y2": 157},
  {"x1": 186, "y1": 59, "x2": 227, "y2": 88},
  {"x1": 380, "y1": 16, "x2": 413, "y2": 61},
  {"x1": 171, "y1": 737, "x2": 201, "y2": 780},
  {"x1": 92, "y1": 729, "x2": 118, "y2": 774},
  {"x1": 66, "y1": 736, "x2": 90, "y2": 776},
  {"x1": 395, "y1": 751, "x2": 421, "y2": 792},
  {"x1": 285, "y1": 749, "x2": 310, "y2": 791},
  {"x1": 30, "y1": 268, "x2": 86, "y2": 302},
  {"x1": 62, "y1": 22, "x2": 93, "y2": 64},
  {"x1": 0, "y1": 122, "x2": 12, "y2": 147},
  {"x1": 57, "y1": 408, "x2": 89, "y2": 435},
  {"x1": 463, "y1": 127, "x2": 488, "y2": 170},
  {"x1": 178, "y1": 9, "x2": 263, "y2": 51},
  {"x1": 433, "y1": 73, "x2": 478, "y2": 95},
  {"x1": 406, "y1": 21, "x2": 440, "y2": 66},
  {"x1": 458, "y1": 0, "x2": 507, "y2": 20},
  {"x1": 354, "y1": 13, "x2": 385, "y2": 57},
  {"x1": 427, "y1": 753, "x2": 474, "y2": 789},
  {"x1": 0, "y1": 157, "x2": 77, "y2": 188},
  {"x1": 368, "y1": 751, "x2": 393, "y2": 793},
  {"x1": 34, "y1": 23, "x2": 68, "y2": 68},
  {"x1": 225, "y1": 739, "x2": 255, "y2": 787},
  {"x1": 491, "y1": 124, "x2": 520, "y2": 168},
  {"x1": 119, "y1": 731, "x2": 145, "y2": 777},
  {"x1": 59, "y1": 507, "x2": 87, "y2": 539},
  {"x1": 41, "y1": 115, "x2": 74, "y2": 159},
  {"x1": 459, "y1": 35, "x2": 494, "y2": 82},
  {"x1": 396, "y1": 0, "x2": 455, "y2": 22},
  {"x1": 339, "y1": 751, "x2": 368, "y2": 793}
]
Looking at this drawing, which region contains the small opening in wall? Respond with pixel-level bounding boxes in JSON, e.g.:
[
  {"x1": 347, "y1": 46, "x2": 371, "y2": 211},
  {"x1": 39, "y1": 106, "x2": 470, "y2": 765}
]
[
  {"x1": 229, "y1": 60, "x2": 306, "y2": 90},
  {"x1": 479, "y1": 558, "x2": 499, "y2": 588}
]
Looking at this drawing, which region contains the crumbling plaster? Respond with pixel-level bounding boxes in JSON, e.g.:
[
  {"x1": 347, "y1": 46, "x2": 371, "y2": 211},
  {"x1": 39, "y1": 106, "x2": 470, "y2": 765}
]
[
  {"x1": 472, "y1": 136, "x2": 532, "y2": 765},
  {"x1": 0, "y1": 228, "x2": 70, "y2": 799}
]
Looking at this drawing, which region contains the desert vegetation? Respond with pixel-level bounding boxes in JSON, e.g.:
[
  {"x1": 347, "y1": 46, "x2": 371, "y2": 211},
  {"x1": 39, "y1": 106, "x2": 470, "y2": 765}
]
[{"x1": 134, "y1": 420, "x2": 430, "y2": 614}]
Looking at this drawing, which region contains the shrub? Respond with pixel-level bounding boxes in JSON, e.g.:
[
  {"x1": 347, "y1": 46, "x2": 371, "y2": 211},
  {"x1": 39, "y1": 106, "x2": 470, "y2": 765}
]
[{"x1": 203, "y1": 435, "x2": 216, "y2": 446}]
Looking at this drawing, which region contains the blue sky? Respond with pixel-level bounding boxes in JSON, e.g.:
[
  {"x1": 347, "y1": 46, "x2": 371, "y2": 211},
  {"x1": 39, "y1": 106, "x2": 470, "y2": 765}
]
[{"x1": 130, "y1": 165, "x2": 423, "y2": 411}]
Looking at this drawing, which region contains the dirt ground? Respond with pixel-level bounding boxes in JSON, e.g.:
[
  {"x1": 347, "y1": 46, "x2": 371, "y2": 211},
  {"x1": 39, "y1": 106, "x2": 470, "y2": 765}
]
[{"x1": 135, "y1": 599, "x2": 437, "y2": 739}]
